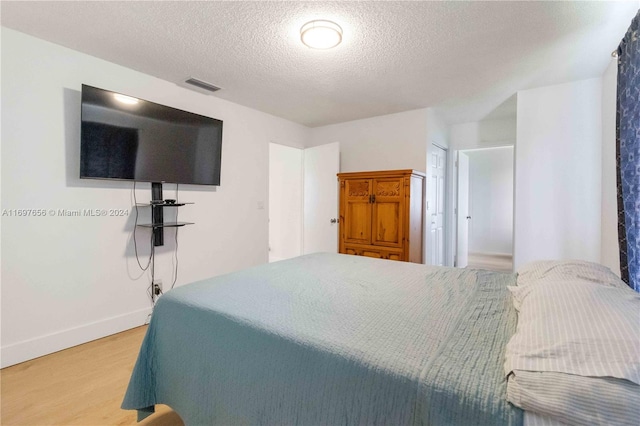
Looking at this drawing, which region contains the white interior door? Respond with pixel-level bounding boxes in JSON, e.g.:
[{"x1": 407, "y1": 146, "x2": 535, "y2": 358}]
[
  {"x1": 465, "y1": 147, "x2": 514, "y2": 257},
  {"x1": 456, "y1": 151, "x2": 470, "y2": 268},
  {"x1": 303, "y1": 142, "x2": 340, "y2": 254},
  {"x1": 428, "y1": 145, "x2": 447, "y2": 266},
  {"x1": 268, "y1": 143, "x2": 303, "y2": 263}
]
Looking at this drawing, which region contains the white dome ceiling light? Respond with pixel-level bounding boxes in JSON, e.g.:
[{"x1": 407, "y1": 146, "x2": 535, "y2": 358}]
[{"x1": 300, "y1": 20, "x2": 343, "y2": 49}]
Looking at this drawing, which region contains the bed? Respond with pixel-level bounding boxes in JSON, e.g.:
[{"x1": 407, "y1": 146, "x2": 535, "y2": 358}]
[{"x1": 122, "y1": 253, "x2": 639, "y2": 425}]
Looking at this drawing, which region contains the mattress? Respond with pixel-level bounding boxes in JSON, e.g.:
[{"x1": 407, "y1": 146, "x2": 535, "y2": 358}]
[{"x1": 122, "y1": 253, "x2": 523, "y2": 425}]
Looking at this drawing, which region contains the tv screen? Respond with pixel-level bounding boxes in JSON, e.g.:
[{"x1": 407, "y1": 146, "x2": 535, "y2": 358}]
[{"x1": 80, "y1": 84, "x2": 223, "y2": 185}]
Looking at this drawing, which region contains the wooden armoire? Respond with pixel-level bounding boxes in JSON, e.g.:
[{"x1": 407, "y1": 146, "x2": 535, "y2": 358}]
[{"x1": 337, "y1": 169, "x2": 425, "y2": 263}]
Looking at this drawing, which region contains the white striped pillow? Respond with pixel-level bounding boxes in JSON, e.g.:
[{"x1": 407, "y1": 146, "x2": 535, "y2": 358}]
[
  {"x1": 505, "y1": 278, "x2": 640, "y2": 425},
  {"x1": 505, "y1": 279, "x2": 640, "y2": 384},
  {"x1": 516, "y1": 260, "x2": 628, "y2": 289},
  {"x1": 509, "y1": 370, "x2": 639, "y2": 426}
]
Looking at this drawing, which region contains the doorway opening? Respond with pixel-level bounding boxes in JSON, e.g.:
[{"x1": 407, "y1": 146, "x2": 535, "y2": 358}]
[
  {"x1": 268, "y1": 142, "x2": 340, "y2": 263},
  {"x1": 456, "y1": 146, "x2": 514, "y2": 273},
  {"x1": 268, "y1": 143, "x2": 303, "y2": 263}
]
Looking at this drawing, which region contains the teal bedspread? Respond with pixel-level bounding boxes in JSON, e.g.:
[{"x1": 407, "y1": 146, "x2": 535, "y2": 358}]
[{"x1": 122, "y1": 253, "x2": 522, "y2": 425}]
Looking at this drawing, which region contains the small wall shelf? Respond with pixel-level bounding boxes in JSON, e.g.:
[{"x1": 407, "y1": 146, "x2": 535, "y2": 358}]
[
  {"x1": 136, "y1": 183, "x2": 194, "y2": 246},
  {"x1": 138, "y1": 222, "x2": 194, "y2": 229},
  {"x1": 136, "y1": 202, "x2": 194, "y2": 207}
]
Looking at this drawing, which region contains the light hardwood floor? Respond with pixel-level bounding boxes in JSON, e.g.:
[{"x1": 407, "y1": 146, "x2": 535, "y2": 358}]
[
  {"x1": 1, "y1": 326, "x2": 184, "y2": 426},
  {"x1": 466, "y1": 253, "x2": 513, "y2": 273}
]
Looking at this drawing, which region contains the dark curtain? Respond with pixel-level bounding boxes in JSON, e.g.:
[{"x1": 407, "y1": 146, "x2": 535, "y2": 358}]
[{"x1": 616, "y1": 9, "x2": 640, "y2": 292}]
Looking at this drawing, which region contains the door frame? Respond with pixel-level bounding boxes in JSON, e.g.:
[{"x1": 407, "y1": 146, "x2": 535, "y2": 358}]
[
  {"x1": 453, "y1": 145, "x2": 515, "y2": 269},
  {"x1": 455, "y1": 150, "x2": 470, "y2": 268}
]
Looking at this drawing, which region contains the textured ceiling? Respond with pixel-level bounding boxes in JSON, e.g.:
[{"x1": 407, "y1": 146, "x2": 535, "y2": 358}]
[{"x1": 1, "y1": 1, "x2": 638, "y2": 127}]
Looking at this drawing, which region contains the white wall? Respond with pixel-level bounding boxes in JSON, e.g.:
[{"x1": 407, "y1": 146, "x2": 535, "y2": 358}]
[
  {"x1": 466, "y1": 147, "x2": 514, "y2": 255},
  {"x1": 1, "y1": 28, "x2": 309, "y2": 367},
  {"x1": 601, "y1": 59, "x2": 620, "y2": 276},
  {"x1": 514, "y1": 78, "x2": 602, "y2": 269},
  {"x1": 426, "y1": 109, "x2": 450, "y2": 152},
  {"x1": 269, "y1": 143, "x2": 303, "y2": 262},
  {"x1": 450, "y1": 118, "x2": 516, "y2": 151},
  {"x1": 308, "y1": 108, "x2": 430, "y2": 173}
]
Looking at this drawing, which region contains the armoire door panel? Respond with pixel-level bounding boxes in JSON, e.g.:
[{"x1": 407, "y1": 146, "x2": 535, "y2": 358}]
[
  {"x1": 373, "y1": 203, "x2": 400, "y2": 245},
  {"x1": 345, "y1": 179, "x2": 371, "y2": 200},
  {"x1": 374, "y1": 179, "x2": 402, "y2": 199},
  {"x1": 343, "y1": 179, "x2": 372, "y2": 244},
  {"x1": 371, "y1": 178, "x2": 404, "y2": 247},
  {"x1": 344, "y1": 201, "x2": 371, "y2": 243}
]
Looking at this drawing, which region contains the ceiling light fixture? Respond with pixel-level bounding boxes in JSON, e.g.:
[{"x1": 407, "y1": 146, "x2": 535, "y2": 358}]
[
  {"x1": 114, "y1": 93, "x2": 139, "y2": 105},
  {"x1": 300, "y1": 20, "x2": 343, "y2": 49}
]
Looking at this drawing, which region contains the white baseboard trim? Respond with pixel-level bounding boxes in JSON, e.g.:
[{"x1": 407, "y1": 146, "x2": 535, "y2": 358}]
[
  {"x1": 468, "y1": 252, "x2": 513, "y2": 259},
  {"x1": 1, "y1": 307, "x2": 152, "y2": 368}
]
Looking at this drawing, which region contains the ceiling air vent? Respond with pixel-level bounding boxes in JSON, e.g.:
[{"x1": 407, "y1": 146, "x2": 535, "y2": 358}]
[{"x1": 184, "y1": 78, "x2": 221, "y2": 93}]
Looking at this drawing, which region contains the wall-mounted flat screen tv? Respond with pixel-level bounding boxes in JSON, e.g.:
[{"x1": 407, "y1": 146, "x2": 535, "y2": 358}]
[{"x1": 80, "y1": 84, "x2": 223, "y2": 186}]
